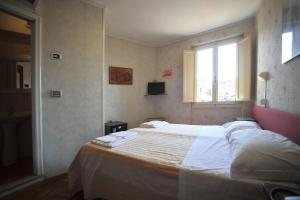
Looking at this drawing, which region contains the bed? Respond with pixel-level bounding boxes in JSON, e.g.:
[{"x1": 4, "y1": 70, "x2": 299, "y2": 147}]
[{"x1": 68, "y1": 106, "x2": 300, "y2": 200}]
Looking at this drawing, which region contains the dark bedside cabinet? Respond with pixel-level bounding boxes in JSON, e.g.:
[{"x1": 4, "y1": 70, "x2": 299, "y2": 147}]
[
  {"x1": 264, "y1": 183, "x2": 300, "y2": 200},
  {"x1": 105, "y1": 121, "x2": 127, "y2": 135}
]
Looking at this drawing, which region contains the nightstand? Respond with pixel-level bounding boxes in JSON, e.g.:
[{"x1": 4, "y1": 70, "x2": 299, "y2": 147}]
[
  {"x1": 234, "y1": 117, "x2": 257, "y2": 122},
  {"x1": 105, "y1": 121, "x2": 127, "y2": 135},
  {"x1": 264, "y1": 183, "x2": 300, "y2": 200}
]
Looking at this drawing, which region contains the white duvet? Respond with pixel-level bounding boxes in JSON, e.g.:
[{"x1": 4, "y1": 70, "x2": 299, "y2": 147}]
[
  {"x1": 179, "y1": 131, "x2": 265, "y2": 200},
  {"x1": 69, "y1": 123, "x2": 280, "y2": 200}
]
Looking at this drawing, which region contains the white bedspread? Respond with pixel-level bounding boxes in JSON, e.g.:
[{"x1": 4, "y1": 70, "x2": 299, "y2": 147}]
[
  {"x1": 179, "y1": 133, "x2": 266, "y2": 200},
  {"x1": 132, "y1": 124, "x2": 225, "y2": 137},
  {"x1": 182, "y1": 136, "x2": 231, "y2": 173},
  {"x1": 69, "y1": 124, "x2": 267, "y2": 200}
]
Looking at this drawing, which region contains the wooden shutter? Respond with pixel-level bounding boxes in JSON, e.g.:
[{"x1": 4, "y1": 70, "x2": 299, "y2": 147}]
[
  {"x1": 183, "y1": 50, "x2": 196, "y2": 103},
  {"x1": 237, "y1": 37, "x2": 251, "y2": 101}
]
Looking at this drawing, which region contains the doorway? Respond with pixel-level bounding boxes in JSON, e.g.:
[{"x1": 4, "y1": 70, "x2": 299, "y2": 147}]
[{"x1": 0, "y1": 7, "x2": 43, "y2": 193}]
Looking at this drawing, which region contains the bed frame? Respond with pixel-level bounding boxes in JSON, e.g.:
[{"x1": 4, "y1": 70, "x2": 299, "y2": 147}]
[{"x1": 252, "y1": 105, "x2": 300, "y2": 145}]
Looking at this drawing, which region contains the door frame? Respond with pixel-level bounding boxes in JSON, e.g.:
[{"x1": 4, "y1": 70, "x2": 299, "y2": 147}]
[{"x1": 0, "y1": 2, "x2": 44, "y2": 176}]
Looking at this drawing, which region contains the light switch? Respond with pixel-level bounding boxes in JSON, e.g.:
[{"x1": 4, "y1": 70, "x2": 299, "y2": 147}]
[{"x1": 50, "y1": 53, "x2": 62, "y2": 60}]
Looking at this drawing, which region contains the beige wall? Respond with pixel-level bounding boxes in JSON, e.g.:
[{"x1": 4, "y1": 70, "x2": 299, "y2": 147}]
[
  {"x1": 257, "y1": 0, "x2": 300, "y2": 114},
  {"x1": 155, "y1": 19, "x2": 256, "y2": 125},
  {"x1": 104, "y1": 36, "x2": 156, "y2": 128},
  {"x1": 38, "y1": 0, "x2": 103, "y2": 176}
]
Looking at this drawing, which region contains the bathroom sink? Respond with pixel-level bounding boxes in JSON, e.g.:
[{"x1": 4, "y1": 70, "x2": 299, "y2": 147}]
[{"x1": 0, "y1": 112, "x2": 31, "y2": 166}]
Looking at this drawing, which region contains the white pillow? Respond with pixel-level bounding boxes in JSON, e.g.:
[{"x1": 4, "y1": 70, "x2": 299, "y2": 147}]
[
  {"x1": 223, "y1": 121, "x2": 235, "y2": 128},
  {"x1": 140, "y1": 121, "x2": 168, "y2": 128},
  {"x1": 229, "y1": 129, "x2": 300, "y2": 182},
  {"x1": 224, "y1": 121, "x2": 261, "y2": 140}
]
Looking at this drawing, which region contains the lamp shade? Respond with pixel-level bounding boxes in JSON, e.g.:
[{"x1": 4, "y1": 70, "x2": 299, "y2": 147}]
[{"x1": 258, "y1": 72, "x2": 269, "y2": 81}]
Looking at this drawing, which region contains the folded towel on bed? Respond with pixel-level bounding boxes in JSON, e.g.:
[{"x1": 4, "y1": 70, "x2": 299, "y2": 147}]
[
  {"x1": 111, "y1": 131, "x2": 137, "y2": 139},
  {"x1": 140, "y1": 120, "x2": 169, "y2": 128},
  {"x1": 95, "y1": 135, "x2": 118, "y2": 143},
  {"x1": 92, "y1": 131, "x2": 138, "y2": 148}
]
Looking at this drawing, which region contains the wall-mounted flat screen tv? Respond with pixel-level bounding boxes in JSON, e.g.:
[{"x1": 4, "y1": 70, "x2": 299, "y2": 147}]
[{"x1": 147, "y1": 82, "x2": 165, "y2": 95}]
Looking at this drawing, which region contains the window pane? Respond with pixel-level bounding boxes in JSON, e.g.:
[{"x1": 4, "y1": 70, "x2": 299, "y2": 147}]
[
  {"x1": 196, "y1": 48, "x2": 213, "y2": 102},
  {"x1": 218, "y1": 43, "x2": 237, "y2": 102}
]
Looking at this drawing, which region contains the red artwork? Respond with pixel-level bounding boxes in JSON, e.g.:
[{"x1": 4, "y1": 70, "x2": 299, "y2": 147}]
[
  {"x1": 109, "y1": 66, "x2": 133, "y2": 85},
  {"x1": 162, "y1": 69, "x2": 172, "y2": 77}
]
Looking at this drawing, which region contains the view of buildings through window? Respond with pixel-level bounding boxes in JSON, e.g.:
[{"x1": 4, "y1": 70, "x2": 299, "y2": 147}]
[{"x1": 196, "y1": 42, "x2": 237, "y2": 103}]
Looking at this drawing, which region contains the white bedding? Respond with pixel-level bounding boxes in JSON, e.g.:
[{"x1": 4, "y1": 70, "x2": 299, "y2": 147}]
[
  {"x1": 69, "y1": 124, "x2": 269, "y2": 200},
  {"x1": 229, "y1": 128, "x2": 300, "y2": 182},
  {"x1": 179, "y1": 133, "x2": 265, "y2": 200},
  {"x1": 182, "y1": 135, "x2": 231, "y2": 174},
  {"x1": 132, "y1": 123, "x2": 225, "y2": 137}
]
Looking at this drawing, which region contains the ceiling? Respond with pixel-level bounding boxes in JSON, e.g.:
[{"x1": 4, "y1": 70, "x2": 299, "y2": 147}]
[{"x1": 97, "y1": 0, "x2": 261, "y2": 47}]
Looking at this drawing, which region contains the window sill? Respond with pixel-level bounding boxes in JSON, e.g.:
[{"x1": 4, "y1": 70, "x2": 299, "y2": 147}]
[{"x1": 192, "y1": 102, "x2": 247, "y2": 109}]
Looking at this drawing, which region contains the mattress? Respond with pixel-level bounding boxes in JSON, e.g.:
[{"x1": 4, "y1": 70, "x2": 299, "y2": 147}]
[{"x1": 68, "y1": 124, "x2": 266, "y2": 200}]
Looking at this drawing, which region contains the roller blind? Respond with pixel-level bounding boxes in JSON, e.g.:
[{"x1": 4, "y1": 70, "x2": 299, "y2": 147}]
[
  {"x1": 183, "y1": 50, "x2": 196, "y2": 103},
  {"x1": 237, "y1": 37, "x2": 251, "y2": 101}
]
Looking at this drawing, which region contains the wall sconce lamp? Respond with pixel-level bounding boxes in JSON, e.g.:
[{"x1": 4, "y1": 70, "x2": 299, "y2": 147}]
[
  {"x1": 258, "y1": 72, "x2": 269, "y2": 107},
  {"x1": 258, "y1": 72, "x2": 269, "y2": 81}
]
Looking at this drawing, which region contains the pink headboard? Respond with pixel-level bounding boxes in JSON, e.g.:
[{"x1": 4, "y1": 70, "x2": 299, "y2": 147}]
[{"x1": 252, "y1": 105, "x2": 300, "y2": 145}]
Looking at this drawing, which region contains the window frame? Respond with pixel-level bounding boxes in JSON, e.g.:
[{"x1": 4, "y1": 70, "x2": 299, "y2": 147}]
[{"x1": 193, "y1": 37, "x2": 241, "y2": 106}]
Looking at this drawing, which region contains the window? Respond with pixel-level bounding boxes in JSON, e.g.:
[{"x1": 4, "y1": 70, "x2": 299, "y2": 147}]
[
  {"x1": 196, "y1": 42, "x2": 237, "y2": 103},
  {"x1": 196, "y1": 48, "x2": 213, "y2": 102},
  {"x1": 183, "y1": 37, "x2": 251, "y2": 104}
]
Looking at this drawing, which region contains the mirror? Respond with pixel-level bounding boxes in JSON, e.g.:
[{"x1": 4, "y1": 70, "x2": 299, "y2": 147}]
[
  {"x1": 0, "y1": 61, "x2": 31, "y2": 89},
  {"x1": 282, "y1": 0, "x2": 300, "y2": 63},
  {"x1": 16, "y1": 62, "x2": 32, "y2": 89}
]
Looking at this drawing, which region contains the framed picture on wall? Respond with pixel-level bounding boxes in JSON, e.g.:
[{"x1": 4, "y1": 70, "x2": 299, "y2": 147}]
[{"x1": 109, "y1": 66, "x2": 133, "y2": 85}]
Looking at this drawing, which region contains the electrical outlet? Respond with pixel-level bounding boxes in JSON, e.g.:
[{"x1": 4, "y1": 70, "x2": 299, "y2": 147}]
[
  {"x1": 260, "y1": 98, "x2": 268, "y2": 106},
  {"x1": 50, "y1": 90, "x2": 63, "y2": 97}
]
